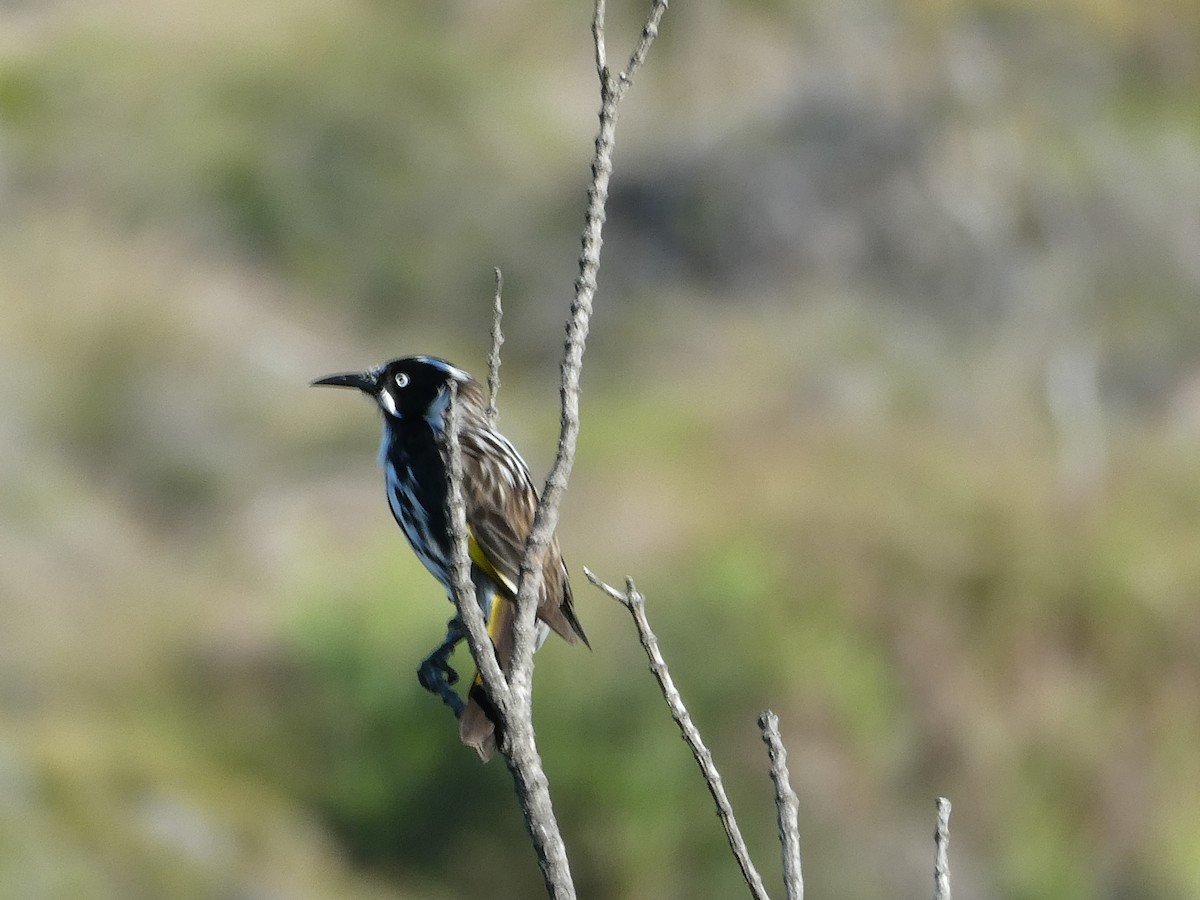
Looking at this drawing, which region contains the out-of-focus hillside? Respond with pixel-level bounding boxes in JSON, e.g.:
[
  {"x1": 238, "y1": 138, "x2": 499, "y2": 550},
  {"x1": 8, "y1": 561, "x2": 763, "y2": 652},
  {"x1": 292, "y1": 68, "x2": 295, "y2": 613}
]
[{"x1": 1, "y1": 1, "x2": 1199, "y2": 898}]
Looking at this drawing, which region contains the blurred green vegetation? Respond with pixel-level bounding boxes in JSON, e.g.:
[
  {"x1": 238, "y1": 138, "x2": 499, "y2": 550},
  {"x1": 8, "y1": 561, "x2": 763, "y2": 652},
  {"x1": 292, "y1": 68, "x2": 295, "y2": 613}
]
[{"x1": 2, "y1": 0, "x2": 1199, "y2": 898}]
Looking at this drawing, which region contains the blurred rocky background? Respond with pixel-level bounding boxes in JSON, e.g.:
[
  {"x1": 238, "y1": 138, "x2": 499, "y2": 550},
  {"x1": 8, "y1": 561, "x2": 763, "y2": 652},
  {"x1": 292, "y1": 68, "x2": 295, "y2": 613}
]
[{"x1": 1, "y1": 0, "x2": 1198, "y2": 897}]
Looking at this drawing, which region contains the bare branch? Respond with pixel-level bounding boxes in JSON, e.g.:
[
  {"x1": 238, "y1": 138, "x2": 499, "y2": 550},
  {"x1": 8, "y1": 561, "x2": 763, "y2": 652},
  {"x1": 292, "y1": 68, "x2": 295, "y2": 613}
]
[
  {"x1": 759, "y1": 711, "x2": 803, "y2": 900},
  {"x1": 486, "y1": 268, "x2": 504, "y2": 428},
  {"x1": 446, "y1": 383, "x2": 577, "y2": 896},
  {"x1": 442, "y1": 382, "x2": 509, "y2": 711},
  {"x1": 934, "y1": 798, "x2": 952, "y2": 900},
  {"x1": 508, "y1": 0, "x2": 665, "y2": 695},
  {"x1": 501, "y1": 728, "x2": 578, "y2": 899},
  {"x1": 586, "y1": 569, "x2": 772, "y2": 900}
]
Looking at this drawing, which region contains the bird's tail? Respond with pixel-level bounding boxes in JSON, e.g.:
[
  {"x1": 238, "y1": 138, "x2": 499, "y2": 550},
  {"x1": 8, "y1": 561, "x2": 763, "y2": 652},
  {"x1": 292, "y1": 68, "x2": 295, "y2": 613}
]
[{"x1": 460, "y1": 678, "x2": 499, "y2": 762}]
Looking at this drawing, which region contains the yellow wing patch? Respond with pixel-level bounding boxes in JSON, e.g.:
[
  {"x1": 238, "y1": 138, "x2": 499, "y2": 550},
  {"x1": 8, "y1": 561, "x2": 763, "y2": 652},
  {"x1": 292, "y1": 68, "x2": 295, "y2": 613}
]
[
  {"x1": 467, "y1": 527, "x2": 518, "y2": 596},
  {"x1": 486, "y1": 592, "x2": 507, "y2": 642}
]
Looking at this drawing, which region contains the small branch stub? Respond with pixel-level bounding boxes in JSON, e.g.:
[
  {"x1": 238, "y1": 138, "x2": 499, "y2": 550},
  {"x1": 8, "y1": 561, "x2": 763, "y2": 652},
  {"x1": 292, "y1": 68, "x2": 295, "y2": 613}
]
[
  {"x1": 759, "y1": 711, "x2": 803, "y2": 900},
  {"x1": 934, "y1": 797, "x2": 952, "y2": 900}
]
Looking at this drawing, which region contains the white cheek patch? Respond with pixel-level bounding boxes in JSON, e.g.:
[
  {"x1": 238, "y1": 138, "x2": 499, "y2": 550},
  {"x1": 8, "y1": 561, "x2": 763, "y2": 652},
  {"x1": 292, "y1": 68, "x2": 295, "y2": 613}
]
[{"x1": 379, "y1": 389, "x2": 400, "y2": 418}]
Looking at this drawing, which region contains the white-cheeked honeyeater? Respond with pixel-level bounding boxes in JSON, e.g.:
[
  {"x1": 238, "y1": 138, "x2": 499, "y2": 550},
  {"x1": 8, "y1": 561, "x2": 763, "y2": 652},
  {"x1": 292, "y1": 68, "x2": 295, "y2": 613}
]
[{"x1": 313, "y1": 355, "x2": 588, "y2": 761}]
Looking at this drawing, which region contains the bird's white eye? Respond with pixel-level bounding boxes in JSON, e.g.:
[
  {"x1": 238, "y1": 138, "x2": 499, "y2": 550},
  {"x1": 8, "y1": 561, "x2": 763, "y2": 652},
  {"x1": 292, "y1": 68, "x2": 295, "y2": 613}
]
[{"x1": 394, "y1": 372, "x2": 410, "y2": 389}]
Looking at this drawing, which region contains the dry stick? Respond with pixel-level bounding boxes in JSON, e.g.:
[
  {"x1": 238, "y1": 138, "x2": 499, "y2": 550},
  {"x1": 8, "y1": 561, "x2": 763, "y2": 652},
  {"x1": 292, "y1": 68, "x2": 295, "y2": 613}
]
[
  {"x1": 446, "y1": 384, "x2": 569, "y2": 897},
  {"x1": 486, "y1": 268, "x2": 504, "y2": 427},
  {"x1": 759, "y1": 712, "x2": 804, "y2": 900},
  {"x1": 442, "y1": 382, "x2": 509, "y2": 714},
  {"x1": 501, "y1": 702, "x2": 574, "y2": 900},
  {"x1": 586, "y1": 570, "x2": 772, "y2": 900},
  {"x1": 934, "y1": 798, "x2": 952, "y2": 900}
]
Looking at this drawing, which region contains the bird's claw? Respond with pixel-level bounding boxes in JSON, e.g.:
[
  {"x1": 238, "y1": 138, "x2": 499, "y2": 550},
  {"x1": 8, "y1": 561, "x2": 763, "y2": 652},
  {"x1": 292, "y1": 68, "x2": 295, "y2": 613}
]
[
  {"x1": 418, "y1": 650, "x2": 465, "y2": 717},
  {"x1": 418, "y1": 652, "x2": 459, "y2": 687}
]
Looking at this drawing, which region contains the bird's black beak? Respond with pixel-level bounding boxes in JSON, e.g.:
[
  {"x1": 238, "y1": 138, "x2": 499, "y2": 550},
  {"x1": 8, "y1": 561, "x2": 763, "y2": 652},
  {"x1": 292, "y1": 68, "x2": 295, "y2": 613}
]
[{"x1": 311, "y1": 371, "x2": 377, "y2": 394}]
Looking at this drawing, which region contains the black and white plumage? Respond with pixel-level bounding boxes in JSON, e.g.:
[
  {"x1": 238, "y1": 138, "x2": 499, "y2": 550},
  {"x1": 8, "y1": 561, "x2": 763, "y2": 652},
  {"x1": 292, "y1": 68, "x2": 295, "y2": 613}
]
[{"x1": 312, "y1": 355, "x2": 587, "y2": 760}]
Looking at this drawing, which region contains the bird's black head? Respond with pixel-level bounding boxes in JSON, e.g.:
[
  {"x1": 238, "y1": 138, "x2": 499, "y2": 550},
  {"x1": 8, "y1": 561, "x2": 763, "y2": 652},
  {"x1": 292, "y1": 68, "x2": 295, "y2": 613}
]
[{"x1": 312, "y1": 355, "x2": 475, "y2": 424}]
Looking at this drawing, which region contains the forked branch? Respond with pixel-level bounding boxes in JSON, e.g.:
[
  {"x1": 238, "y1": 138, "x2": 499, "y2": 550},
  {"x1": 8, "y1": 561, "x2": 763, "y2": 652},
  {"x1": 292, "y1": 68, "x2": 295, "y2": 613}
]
[
  {"x1": 509, "y1": 0, "x2": 669, "y2": 689},
  {"x1": 585, "y1": 569, "x2": 772, "y2": 900},
  {"x1": 441, "y1": 2, "x2": 669, "y2": 898}
]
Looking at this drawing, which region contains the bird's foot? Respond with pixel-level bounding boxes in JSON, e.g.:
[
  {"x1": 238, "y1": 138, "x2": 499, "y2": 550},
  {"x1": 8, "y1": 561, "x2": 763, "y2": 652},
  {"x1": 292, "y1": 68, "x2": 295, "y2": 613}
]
[{"x1": 418, "y1": 650, "x2": 465, "y2": 717}]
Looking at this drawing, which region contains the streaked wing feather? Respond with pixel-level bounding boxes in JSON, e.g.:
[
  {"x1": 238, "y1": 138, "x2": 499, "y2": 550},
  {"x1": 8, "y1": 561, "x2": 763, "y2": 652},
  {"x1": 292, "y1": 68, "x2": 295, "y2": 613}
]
[{"x1": 459, "y1": 427, "x2": 582, "y2": 644}]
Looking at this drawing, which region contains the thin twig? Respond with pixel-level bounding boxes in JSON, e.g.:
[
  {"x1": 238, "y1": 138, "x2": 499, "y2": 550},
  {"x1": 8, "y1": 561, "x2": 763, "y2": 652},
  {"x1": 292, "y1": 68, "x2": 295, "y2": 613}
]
[
  {"x1": 934, "y1": 797, "x2": 952, "y2": 900},
  {"x1": 616, "y1": 0, "x2": 668, "y2": 95},
  {"x1": 759, "y1": 711, "x2": 803, "y2": 900},
  {"x1": 586, "y1": 569, "x2": 771, "y2": 900},
  {"x1": 591, "y1": 0, "x2": 608, "y2": 75},
  {"x1": 446, "y1": 383, "x2": 573, "y2": 896},
  {"x1": 486, "y1": 268, "x2": 504, "y2": 427},
  {"x1": 442, "y1": 382, "x2": 508, "y2": 709}
]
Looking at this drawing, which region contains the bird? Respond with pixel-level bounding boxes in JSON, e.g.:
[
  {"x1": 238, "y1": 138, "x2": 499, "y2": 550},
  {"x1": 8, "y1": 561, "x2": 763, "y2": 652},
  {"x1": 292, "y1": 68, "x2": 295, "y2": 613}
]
[{"x1": 312, "y1": 355, "x2": 588, "y2": 761}]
